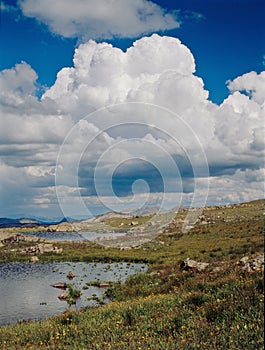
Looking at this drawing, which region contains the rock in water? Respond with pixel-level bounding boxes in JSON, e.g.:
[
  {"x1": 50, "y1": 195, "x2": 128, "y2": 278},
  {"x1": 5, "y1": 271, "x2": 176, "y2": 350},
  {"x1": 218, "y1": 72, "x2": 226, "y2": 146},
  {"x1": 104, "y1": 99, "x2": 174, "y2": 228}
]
[
  {"x1": 58, "y1": 291, "x2": 69, "y2": 300},
  {"x1": 67, "y1": 271, "x2": 76, "y2": 279},
  {"x1": 52, "y1": 282, "x2": 67, "y2": 289}
]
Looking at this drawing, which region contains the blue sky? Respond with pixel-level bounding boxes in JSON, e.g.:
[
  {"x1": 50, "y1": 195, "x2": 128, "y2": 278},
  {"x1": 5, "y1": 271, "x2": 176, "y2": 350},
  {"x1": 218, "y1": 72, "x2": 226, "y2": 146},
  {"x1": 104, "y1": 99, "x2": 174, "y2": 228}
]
[
  {"x1": 0, "y1": 0, "x2": 264, "y2": 219},
  {"x1": 1, "y1": 0, "x2": 264, "y2": 103}
]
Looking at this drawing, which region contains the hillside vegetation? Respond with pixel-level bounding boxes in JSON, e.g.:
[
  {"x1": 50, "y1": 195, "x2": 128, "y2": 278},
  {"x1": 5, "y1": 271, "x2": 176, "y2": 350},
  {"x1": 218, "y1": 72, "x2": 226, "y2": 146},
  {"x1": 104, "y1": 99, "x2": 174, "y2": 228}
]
[{"x1": 0, "y1": 199, "x2": 264, "y2": 349}]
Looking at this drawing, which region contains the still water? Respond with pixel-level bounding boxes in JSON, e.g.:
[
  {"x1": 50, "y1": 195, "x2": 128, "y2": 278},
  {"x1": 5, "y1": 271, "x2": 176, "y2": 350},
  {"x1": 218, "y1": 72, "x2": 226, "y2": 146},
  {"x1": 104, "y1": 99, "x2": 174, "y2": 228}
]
[
  {"x1": 0, "y1": 261, "x2": 147, "y2": 326},
  {"x1": 25, "y1": 231, "x2": 127, "y2": 241}
]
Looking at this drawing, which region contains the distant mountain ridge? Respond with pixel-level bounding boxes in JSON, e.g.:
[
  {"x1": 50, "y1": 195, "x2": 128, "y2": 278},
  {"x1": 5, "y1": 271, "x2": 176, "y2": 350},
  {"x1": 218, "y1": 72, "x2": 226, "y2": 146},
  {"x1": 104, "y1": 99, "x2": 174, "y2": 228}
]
[
  {"x1": 0, "y1": 217, "x2": 67, "y2": 229},
  {"x1": 1, "y1": 199, "x2": 263, "y2": 229}
]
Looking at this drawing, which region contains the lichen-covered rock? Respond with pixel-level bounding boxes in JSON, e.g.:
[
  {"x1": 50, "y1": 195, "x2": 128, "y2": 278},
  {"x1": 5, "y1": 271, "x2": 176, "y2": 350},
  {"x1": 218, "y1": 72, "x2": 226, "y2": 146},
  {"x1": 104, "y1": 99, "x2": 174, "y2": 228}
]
[
  {"x1": 180, "y1": 258, "x2": 209, "y2": 272},
  {"x1": 21, "y1": 243, "x2": 62, "y2": 255},
  {"x1": 0, "y1": 233, "x2": 42, "y2": 244},
  {"x1": 237, "y1": 254, "x2": 264, "y2": 272}
]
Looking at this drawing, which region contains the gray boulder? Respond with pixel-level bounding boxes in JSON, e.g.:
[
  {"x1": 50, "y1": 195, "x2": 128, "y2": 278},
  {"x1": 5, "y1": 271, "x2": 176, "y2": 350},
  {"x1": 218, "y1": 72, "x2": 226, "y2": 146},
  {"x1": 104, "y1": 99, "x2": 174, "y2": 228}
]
[
  {"x1": 180, "y1": 258, "x2": 209, "y2": 272},
  {"x1": 30, "y1": 256, "x2": 39, "y2": 263},
  {"x1": 238, "y1": 254, "x2": 264, "y2": 272}
]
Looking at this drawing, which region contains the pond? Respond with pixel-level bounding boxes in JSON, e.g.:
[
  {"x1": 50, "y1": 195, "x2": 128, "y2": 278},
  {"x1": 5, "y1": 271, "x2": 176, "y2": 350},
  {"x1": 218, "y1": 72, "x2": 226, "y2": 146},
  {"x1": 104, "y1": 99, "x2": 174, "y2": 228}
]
[
  {"x1": 0, "y1": 261, "x2": 147, "y2": 326},
  {"x1": 24, "y1": 231, "x2": 127, "y2": 242}
]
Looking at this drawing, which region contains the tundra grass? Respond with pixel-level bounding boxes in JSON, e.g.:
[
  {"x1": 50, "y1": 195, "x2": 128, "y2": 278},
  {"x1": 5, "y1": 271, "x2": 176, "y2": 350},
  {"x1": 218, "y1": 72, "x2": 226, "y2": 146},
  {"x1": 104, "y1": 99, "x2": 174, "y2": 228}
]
[
  {"x1": 0, "y1": 200, "x2": 264, "y2": 349},
  {"x1": 104, "y1": 214, "x2": 153, "y2": 229},
  {"x1": 0, "y1": 266, "x2": 263, "y2": 349},
  {"x1": 0, "y1": 202, "x2": 263, "y2": 264}
]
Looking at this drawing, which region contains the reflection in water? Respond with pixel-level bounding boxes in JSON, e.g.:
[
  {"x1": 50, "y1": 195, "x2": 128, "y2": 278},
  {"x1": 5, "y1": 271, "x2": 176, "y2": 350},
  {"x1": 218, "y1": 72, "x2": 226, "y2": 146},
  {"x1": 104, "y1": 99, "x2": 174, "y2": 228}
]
[{"x1": 0, "y1": 262, "x2": 147, "y2": 326}]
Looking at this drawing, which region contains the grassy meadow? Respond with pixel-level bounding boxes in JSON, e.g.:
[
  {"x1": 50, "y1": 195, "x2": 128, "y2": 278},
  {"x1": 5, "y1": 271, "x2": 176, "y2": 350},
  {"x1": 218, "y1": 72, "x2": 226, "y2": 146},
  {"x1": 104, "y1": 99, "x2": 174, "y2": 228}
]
[{"x1": 0, "y1": 200, "x2": 264, "y2": 349}]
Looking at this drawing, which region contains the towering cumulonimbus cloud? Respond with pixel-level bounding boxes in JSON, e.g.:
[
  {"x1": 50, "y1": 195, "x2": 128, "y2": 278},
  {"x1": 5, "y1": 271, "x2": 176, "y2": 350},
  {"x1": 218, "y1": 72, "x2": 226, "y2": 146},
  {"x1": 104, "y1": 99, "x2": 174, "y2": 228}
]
[
  {"x1": 0, "y1": 34, "x2": 264, "y2": 217},
  {"x1": 43, "y1": 34, "x2": 202, "y2": 115}
]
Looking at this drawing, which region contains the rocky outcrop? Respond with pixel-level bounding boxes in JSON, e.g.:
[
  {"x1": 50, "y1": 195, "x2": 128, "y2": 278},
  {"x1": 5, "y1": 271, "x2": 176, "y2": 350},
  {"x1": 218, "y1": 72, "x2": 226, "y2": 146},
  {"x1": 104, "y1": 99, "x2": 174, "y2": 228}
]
[
  {"x1": 21, "y1": 243, "x2": 63, "y2": 255},
  {"x1": 197, "y1": 214, "x2": 215, "y2": 225},
  {"x1": 180, "y1": 258, "x2": 209, "y2": 272},
  {"x1": 1, "y1": 234, "x2": 25, "y2": 244},
  {"x1": 0, "y1": 233, "x2": 41, "y2": 245},
  {"x1": 47, "y1": 222, "x2": 74, "y2": 232},
  {"x1": 237, "y1": 254, "x2": 264, "y2": 272},
  {"x1": 0, "y1": 232, "x2": 63, "y2": 257},
  {"x1": 180, "y1": 254, "x2": 264, "y2": 274}
]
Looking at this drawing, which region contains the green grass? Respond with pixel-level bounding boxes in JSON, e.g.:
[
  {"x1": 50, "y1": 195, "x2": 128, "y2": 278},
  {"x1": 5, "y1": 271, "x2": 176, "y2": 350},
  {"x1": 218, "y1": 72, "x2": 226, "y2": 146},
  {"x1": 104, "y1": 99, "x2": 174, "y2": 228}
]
[
  {"x1": 0, "y1": 208, "x2": 262, "y2": 265},
  {"x1": 0, "y1": 267, "x2": 263, "y2": 349},
  {"x1": 0, "y1": 199, "x2": 264, "y2": 349},
  {"x1": 104, "y1": 214, "x2": 153, "y2": 229}
]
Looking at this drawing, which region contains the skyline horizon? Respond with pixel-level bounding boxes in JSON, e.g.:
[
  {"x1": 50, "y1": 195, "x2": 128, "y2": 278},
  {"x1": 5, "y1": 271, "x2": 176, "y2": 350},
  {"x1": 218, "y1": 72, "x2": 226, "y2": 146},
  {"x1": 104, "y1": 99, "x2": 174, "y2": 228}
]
[{"x1": 1, "y1": 0, "x2": 264, "y2": 219}]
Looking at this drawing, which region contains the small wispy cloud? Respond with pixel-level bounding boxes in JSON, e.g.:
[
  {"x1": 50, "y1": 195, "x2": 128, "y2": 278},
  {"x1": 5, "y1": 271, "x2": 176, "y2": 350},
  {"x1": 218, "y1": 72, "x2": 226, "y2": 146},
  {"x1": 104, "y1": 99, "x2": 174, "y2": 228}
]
[
  {"x1": 1, "y1": 1, "x2": 23, "y2": 23},
  {"x1": 1, "y1": 2, "x2": 21, "y2": 19},
  {"x1": 1, "y1": 2, "x2": 15, "y2": 12}
]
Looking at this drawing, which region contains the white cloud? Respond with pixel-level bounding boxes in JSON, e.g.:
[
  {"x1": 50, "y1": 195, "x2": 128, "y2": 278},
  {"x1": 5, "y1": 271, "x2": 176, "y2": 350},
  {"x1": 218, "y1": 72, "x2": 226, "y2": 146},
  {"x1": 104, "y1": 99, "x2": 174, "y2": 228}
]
[
  {"x1": 214, "y1": 93, "x2": 264, "y2": 154},
  {"x1": 19, "y1": 0, "x2": 180, "y2": 40},
  {"x1": 206, "y1": 169, "x2": 265, "y2": 205},
  {"x1": 0, "y1": 35, "x2": 264, "y2": 218},
  {"x1": 0, "y1": 62, "x2": 37, "y2": 105},
  {"x1": 227, "y1": 71, "x2": 265, "y2": 106},
  {"x1": 0, "y1": 62, "x2": 73, "y2": 147},
  {"x1": 214, "y1": 73, "x2": 265, "y2": 164},
  {"x1": 43, "y1": 34, "x2": 204, "y2": 123}
]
